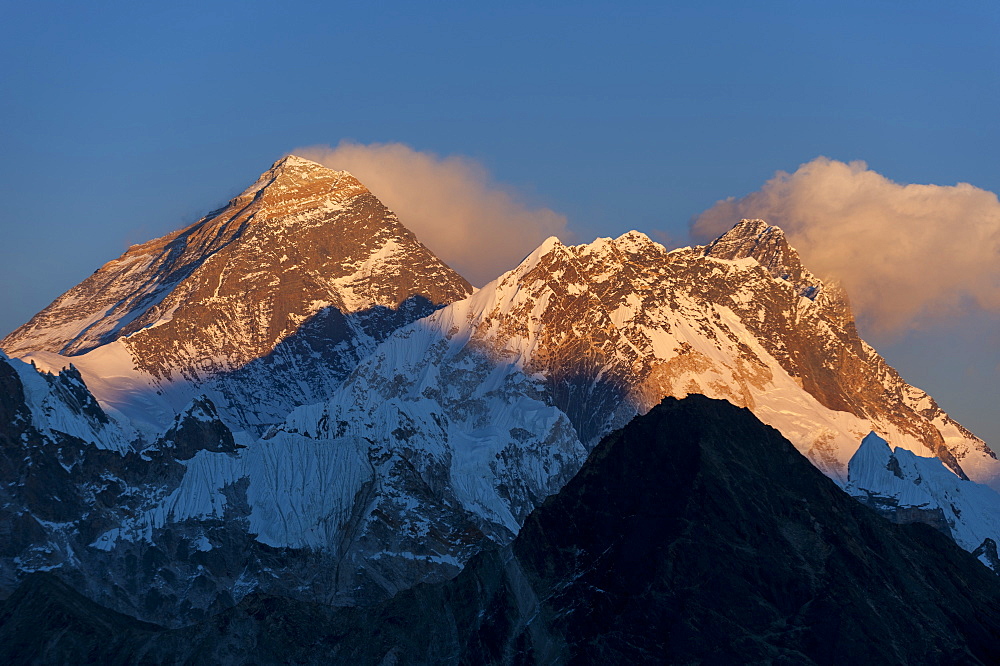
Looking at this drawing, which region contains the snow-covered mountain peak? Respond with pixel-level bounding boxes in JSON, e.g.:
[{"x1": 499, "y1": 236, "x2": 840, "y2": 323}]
[
  {"x1": 328, "y1": 218, "x2": 999, "y2": 486},
  {"x1": 705, "y1": 218, "x2": 793, "y2": 266},
  {"x1": 2, "y1": 156, "x2": 473, "y2": 433},
  {"x1": 573, "y1": 231, "x2": 665, "y2": 264},
  {"x1": 231, "y1": 154, "x2": 368, "y2": 220},
  {"x1": 726, "y1": 217, "x2": 775, "y2": 237},
  {"x1": 510, "y1": 235, "x2": 565, "y2": 272},
  {"x1": 259, "y1": 153, "x2": 351, "y2": 185},
  {"x1": 507, "y1": 230, "x2": 671, "y2": 281},
  {"x1": 704, "y1": 218, "x2": 819, "y2": 299},
  {"x1": 845, "y1": 430, "x2": 1000, "y2": 563},
  {"x1": 274, "y1": 153, "x2": 327, "y2": 169},
  {"x1": 848, "y1": 431, "x2": 897, "y2": 485},
  {"x1": 613, "y1": 229, "x2": 662, "y2": 252}
]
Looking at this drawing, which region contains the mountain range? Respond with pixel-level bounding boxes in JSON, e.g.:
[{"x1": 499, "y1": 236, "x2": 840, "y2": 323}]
[{"x1": 2, "y1": 155, "x2": 999, "y2": 662}]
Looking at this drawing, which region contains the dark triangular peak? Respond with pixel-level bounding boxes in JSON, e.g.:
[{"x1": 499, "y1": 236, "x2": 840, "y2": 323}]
[
  {"x1": 122, "y1": 397, "x2": 1000, "y2": 660},
  {"x1": 456, "y1": 395, "x2": 1000, "y2": 663},
  {"x1": 148, "y1": 395, "x2": 240, "y2": 461}
]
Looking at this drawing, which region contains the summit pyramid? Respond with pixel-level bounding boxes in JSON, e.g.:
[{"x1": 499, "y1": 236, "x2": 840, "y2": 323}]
[{"x1": 2, "y1": 156, "x2": 473, "y2": 434}]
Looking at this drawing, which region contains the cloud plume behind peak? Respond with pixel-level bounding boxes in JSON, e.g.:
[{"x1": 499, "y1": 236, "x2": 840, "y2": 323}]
[
  {"x1": 692, "y1": 157, "x2": 1000, "y2": 334},
  {"x1": 294, "y1": 142, "x2": 570, "y2": 287}
]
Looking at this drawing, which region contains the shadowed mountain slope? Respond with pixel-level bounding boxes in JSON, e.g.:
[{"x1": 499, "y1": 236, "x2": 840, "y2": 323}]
[{"x1": 4, "y1": 395, "x2": 999, "y2": 665}]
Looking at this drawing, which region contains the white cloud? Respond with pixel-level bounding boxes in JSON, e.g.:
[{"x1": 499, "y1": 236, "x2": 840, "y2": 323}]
[
  {"x1": 692, "y1": 157, "x2": 1000, "y2": 333},
  {"x1": 294, "y1": 142, "x2": 570, "y2": 286}
]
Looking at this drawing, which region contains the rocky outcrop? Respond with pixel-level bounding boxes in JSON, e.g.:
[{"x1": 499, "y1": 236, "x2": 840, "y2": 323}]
[
  {"x1": 974, "y1": 538, "x2": 1000, "y2": 571},
  {"x1": 704, "y1": 220, "x2": 984, "y2": 481},
  {"x1": 147, "y1": 396, "x2": 240, "y2": 461},
  {"x1": 0, "y1": 355, "x2": 251, "y2": 624}
]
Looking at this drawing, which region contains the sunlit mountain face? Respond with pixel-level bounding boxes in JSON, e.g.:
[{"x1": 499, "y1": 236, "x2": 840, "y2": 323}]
[{"x1": 2, "y1": 156, "x2": 473, "y2": 437}]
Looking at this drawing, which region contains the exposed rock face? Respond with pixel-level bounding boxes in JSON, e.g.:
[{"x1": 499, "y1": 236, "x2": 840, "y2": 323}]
[
  {"x1": 2, "y1": 155, "x2": 472, "y2": 434},
  {"x1": 2, "y1": 155, "x2": 470, "y2": 362},
  {"x1": 5, "y1": 396, "x2": 1000, "y2": 665},
  {"x1": 0, "y1": 353, "x2": 138, "y2": 592},
  {"x1": 974, "y1": 538, "x2": 1000, "y2": 571},
  {"x1": 0, "y1": 352, "x2": 236, "y2": 622},
  {"x1": 148, "y1": 396, "x2": 241, "y2": 461}
]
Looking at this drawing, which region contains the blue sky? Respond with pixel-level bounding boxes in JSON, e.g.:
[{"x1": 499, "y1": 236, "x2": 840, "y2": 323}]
[{"x1": 1, "y1": 1, "x2": 998, "y2": 442}]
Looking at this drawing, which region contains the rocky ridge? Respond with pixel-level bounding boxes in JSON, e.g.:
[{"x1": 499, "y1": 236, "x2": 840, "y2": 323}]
[
  {"x1": 702, "y1": 219, "x2": 986, "y2": 481},
  {"x1": 275, "y1": 220, "x2": 996, "y2": 492}
]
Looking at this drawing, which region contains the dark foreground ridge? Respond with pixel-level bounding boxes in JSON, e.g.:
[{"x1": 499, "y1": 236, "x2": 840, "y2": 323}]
[{"x1": 3, "y1": 395, "x2": 1000, "y2": 664}]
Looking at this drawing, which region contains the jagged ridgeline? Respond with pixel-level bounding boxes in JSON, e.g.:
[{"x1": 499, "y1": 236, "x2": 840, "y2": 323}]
[{"x1": 2, "y1": 156, "x2": 999, "y2": 656}]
